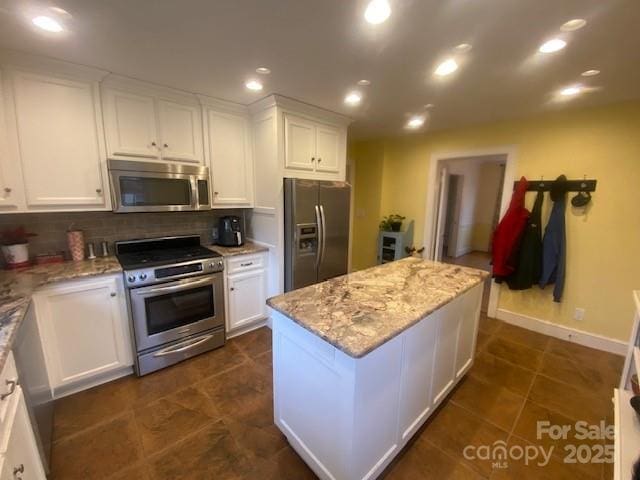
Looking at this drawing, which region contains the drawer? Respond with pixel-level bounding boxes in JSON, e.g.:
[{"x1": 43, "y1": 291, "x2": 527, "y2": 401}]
[
  {"x1": 226, "y1": 253, "x2": 266, "y2": 274},
  {"x1": 0, "y1": 352, "x2": 18, "y2": 427}
]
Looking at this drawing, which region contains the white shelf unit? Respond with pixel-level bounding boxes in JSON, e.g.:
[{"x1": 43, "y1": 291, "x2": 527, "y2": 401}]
[{"x1": 615, "y1": 291, "x2": 640, "y2": 480}]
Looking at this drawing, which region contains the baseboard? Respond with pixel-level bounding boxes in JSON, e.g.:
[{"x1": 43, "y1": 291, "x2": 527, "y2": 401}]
[
  {"x1": 53, "y1": 365, "x2": 134, "y2": 399},
  {"x1": 226, "y1": 318, "x2": 269, "y2": 339},
  {"x1": 495, "y1": 308, "x2": 627, "y2": 356}
]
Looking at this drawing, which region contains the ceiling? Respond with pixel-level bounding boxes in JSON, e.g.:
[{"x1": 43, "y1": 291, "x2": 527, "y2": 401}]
[{"x1": 0, "y1": 0, "x2": 638, "y2": 139}]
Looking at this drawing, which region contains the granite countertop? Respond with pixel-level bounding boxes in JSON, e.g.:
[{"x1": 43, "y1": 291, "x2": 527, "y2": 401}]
[
  {"x1": 267, "y1": 257, "x2": 489, "y2": 358},
  {"x1": 207, "y1": 240, "x2": 269, "y2": 257},
  {"x1": 0, "y1": 257, "x2": 122, "y2": 371}
]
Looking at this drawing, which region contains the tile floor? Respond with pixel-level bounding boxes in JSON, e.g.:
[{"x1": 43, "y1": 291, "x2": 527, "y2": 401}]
[
  {"x1": 50, "y1": 320, "x2": 623, "y2": 479},
  {"x1": 444, "y1": 251, "x2": 492, "y2": 313}
]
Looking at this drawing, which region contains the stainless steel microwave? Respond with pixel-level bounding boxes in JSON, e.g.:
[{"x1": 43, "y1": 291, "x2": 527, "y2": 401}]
[{"x1": 108, "y1": 159, "x2": 211, "y2": 213}]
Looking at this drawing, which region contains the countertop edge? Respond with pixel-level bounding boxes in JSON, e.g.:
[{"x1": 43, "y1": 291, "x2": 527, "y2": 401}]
[
  {"x1": 267, "y1": 274, "x2": 486, "y2": 359},
  {"x1": 207, "y1": 241, "x2": 270, "y2": 258}
]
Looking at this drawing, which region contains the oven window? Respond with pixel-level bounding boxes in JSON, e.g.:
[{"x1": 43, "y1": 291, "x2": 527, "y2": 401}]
[
  {"x1": 119, "y1": 176, "x2": 191, "y2": 206},
  {"x1": 145, "y1": 286, "x2": 215, "y2": 335}
]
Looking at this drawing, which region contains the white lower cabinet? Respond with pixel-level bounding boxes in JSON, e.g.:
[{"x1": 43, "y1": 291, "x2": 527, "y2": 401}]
[
  {"x1": 273, "y1": 283, "x2": 483, "y2": 480},
  {"x1": 33, "y1": 275, "x2": 133, "y2": 396},
  {"x1": 0, "y1": 386, "x2": 46, "y2": 480},
  {"x1": 225, "y1": 253, "x2": 268, "y2": 334}
]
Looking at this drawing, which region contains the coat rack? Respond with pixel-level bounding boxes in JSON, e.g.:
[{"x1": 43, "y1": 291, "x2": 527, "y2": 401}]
[{"x1": 513, "y1": 179, "x2": 597, "y2": 192}]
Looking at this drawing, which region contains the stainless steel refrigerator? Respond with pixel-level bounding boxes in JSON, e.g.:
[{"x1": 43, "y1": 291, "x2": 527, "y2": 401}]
[{"x1": 284, "y1": 178, "x2": 351, "y2": 292}]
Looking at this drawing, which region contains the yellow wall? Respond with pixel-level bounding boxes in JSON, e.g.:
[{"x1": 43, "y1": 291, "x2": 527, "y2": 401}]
[{"x1": 350, "y1": 101, "x2": 640, "y2": 341}]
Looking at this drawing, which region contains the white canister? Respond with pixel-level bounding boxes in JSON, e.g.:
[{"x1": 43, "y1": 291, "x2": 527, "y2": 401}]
[{"x1": 1, "y1": 243, "x2": 29, "y2": 267}]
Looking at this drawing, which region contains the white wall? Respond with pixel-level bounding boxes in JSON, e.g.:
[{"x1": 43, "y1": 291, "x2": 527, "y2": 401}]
[
  {"x1": 443, "y1": 156, "x2": 505, "y2": 257},
  {"x1": 471, "y1": 162, "x2": 504, "y2": 251},
  {"x1": 443, "y1": 158, "x2": 480, "y2": 257}
]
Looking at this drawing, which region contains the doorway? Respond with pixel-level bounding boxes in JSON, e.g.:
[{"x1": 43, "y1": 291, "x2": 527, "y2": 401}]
[{"x1": 422, "y1": 148, "x2": 517, "y2": 318}]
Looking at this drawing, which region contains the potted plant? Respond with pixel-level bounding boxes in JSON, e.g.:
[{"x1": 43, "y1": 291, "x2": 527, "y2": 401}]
[
  {"x1": 1, "y1": 227, "x2": 37, "y2": 268},
  {"x1": 379, "y1": 214, "x2": 406, "y2": 232}
]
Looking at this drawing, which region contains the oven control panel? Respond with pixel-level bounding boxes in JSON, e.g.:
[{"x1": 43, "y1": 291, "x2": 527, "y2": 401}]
[{"x1": 125, "y1": 258, "x2": 224, "y2": 287}]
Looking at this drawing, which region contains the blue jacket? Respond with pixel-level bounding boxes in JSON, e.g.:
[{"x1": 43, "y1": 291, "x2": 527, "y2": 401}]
[{"x1": 539, "y1": 195, "x2": 566, "y2": 302}]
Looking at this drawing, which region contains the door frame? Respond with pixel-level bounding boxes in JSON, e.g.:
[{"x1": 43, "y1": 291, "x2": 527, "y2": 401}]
[{"x1": 422, "y1": 146, "x2": 517, "y2": 318}]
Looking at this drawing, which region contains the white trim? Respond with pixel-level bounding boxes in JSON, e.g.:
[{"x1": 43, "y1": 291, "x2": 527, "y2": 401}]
[
  {"x1": 496, "y1": 308, "x2": 627, "y2": 356},
  {"x1": 422, "y1": 146, "x2": 517, "y2": 320}
]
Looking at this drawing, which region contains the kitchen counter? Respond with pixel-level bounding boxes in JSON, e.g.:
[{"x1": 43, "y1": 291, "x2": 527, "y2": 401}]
[
  {"x1": 0, "y1": 257, "x2": 122, "y2": 372},
  {"x1": 207, "y1": 240, "x2": 269, "y2": 257},
  {"x1": 270, "y1": 257, "x2": 488, "y2": 479},
  {"x1": 267, "y1": 256, "x2": 488, "y2": 358}
]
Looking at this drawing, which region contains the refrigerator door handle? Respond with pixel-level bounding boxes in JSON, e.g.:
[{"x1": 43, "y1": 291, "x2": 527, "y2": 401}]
[
  {"x1": 315, "y1": 204, "x2": 323, "y2": 269},
  {"x1": 319, "y1": 204, "x2": 327, "y2": 267}
]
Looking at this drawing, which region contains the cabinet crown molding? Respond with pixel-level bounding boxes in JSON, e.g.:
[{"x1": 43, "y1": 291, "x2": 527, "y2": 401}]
[
  {"x1": 249, "y1": 94, "x2": 352, "y2": 127},
  {"x1": 197, "y1": 94, "x2": 248, "y2": 115},
  {"x1": 0, "y1": 49, "x2": 110, "y2": 82},
  {"x1": 101, "y1": 74, "x2": 200, "y2": 105}
]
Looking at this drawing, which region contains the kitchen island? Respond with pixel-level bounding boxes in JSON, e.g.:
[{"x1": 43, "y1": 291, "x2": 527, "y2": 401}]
[{"x1": 267, "y1": 257, "x2": 488, "y2": 480}]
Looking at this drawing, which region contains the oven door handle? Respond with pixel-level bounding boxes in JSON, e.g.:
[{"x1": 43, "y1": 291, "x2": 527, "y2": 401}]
[
  {"x1": 153, "y1": 334, "x2": 214, "y2": 357},
  {"x1": 140, "y1": 276, "x2": 215, "y2": 295}
]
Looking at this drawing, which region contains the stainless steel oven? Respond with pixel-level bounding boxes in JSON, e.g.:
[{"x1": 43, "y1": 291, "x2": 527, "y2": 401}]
[
  {"x1": 108, "y1": 159, "x2": 210, "y2": 212},
  {"x1": 129, "y1": 273, "x2": 224, "y2": 351}
]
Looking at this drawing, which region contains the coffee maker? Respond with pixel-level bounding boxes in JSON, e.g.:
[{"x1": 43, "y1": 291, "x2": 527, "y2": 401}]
[{"x1": 217, "y1": 216, "x2": 244, "y2": 246}]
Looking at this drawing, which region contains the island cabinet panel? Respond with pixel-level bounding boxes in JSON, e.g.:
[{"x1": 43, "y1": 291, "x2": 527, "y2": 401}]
[
  {"x1": 397, "y1": 315, "x2": 438, "y2": 441},
  {"x1": 431, "y1": 297, "x2": 464, "y2": 406},
  {"x1": 455, "y1": 284, "x2": 482, "y2": 378},
  {"x1": 272, "y1": 282, "x2": 483, "y2": 480}
]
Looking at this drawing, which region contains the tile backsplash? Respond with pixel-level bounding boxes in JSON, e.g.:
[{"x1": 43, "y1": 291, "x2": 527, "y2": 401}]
[{"x1": 0, "y1": 209, "x2": 246, "y2": 260}]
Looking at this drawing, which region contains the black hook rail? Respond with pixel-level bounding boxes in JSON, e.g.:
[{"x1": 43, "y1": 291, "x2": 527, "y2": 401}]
[{"x1": 513, "y1": 179, "x2": 597, "y2": 192}]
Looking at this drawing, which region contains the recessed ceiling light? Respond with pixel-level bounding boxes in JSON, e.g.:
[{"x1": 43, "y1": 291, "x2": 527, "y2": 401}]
[
  {"x1": 539, "y1": 38, "x2": 567, "y2": 53},
  {"x1": 357, "y1": 79, "x2": 371, "y2": 86},
  {"x1": 561, "y1": 19, "x2": 587, "y2": 31},
  {"x1": 454, "y1": 43, "x2": 472, "y2": 52},
  {"x1": 344, "y1": 91, "x2": 362, "y2": 106},
  {"x1": 245, "y1": 79, "x2": 263, "y2": 91},
  {"x1": 364, "y1": 0, "x2": 391, "y2": 25},
  {"x1": 255, "y1": 67, "x2": 271, "y2": 75},
  {"x1": 424, "y1": 103, "x2": 434, "y2": 109},
  {"x1": 32, "y1": 15, "x2": 63, "y2": 32},
  {"x1": 581, "y1": 69, "x2": 600, "y2": 77},
  {"x1": 434, "y1": 58, "x2": 458, "y2": 76},
  {"x1": 406, "y1": 115, "x2": 425, "y2": 129},
  {"x1": 560, "y1": 84, "x2": 583, "y2": 96}
]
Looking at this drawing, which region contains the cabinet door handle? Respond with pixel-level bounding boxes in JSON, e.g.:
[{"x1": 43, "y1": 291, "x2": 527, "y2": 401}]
[
  {"x1": 110, "y1": 292, "x2": 117, "y2": 297},
  {"x1": 230, "y1": 287, "x2": 235, "y2": 291},
  {"x1": 1, "y1": 380, "x2": 17, "y2": 401},
  {"x1": 214, "y1": 191, "x2": 219, "y2": 195},
  {"x1": 4, "y1": 187, "x2": 11, "y2": 193},
  {"x1": 151, "y1": 141, "x2": 157, "y2": 147},
  {"x1": 163, "y1": 143, "x2": 169, "y2": 148},
  {"x1": 240, "y1": 262, "x2": 253, "y2": 267},
  {"x1": 311, "y1": 157, "x2": 316, "y2": 162},
  {"x1": 317, "y1": 157, "x2": 322, "y2": 163},
  {"x1": 96, "y1": 188, "x2": 102, "y2": 194}
]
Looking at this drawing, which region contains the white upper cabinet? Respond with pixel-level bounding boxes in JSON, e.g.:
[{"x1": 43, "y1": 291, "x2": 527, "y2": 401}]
[
  {"x1": 0, "y1": 71, "x2": 24, "y2": 210},
  {"x1": 158, "y1": 100, "x2": 203, "y2": 163},
  {"x1": 101, "y1": 79, "x2": 204, "y2": 164},
  {"x1": 284, "y1": 114, "x2": 316, "y2": 171},
  {"x1": 102, "y1": 89, "x2": 158, "y2": 159},
  {"x1": 315, "y1": 124, "x2": 340, "y2": 173},
  {"x1": 206, "y1": 108, "x2": 254, "y2": 207},
  {"x1": 282, "y1": 109, "x2": 348, "y2": 179},
  {"x1": 9, "y1": 70, "x2": 108, "y2": 208}
]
